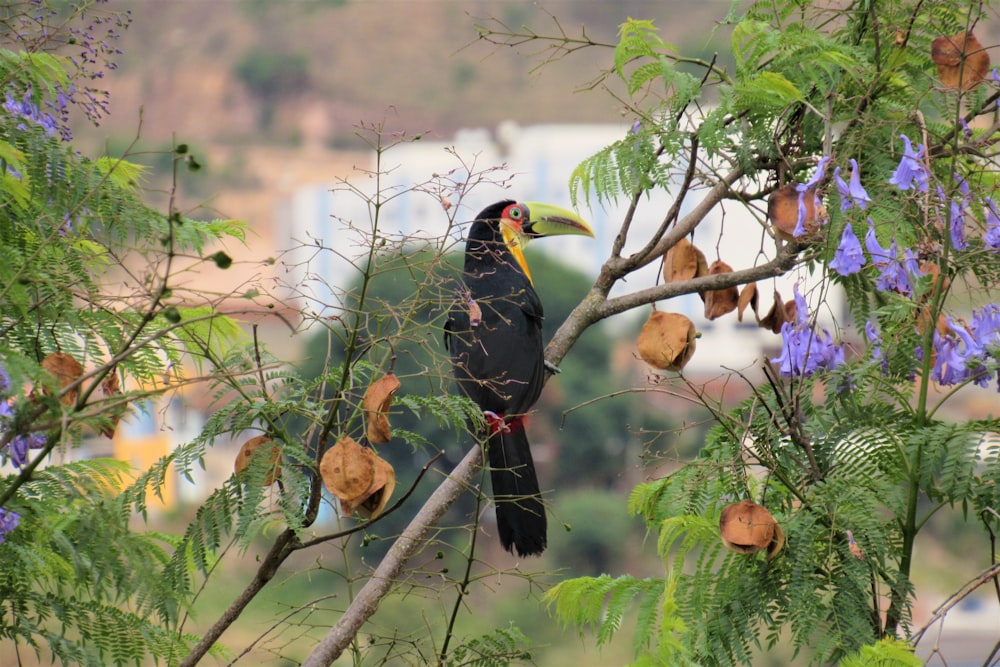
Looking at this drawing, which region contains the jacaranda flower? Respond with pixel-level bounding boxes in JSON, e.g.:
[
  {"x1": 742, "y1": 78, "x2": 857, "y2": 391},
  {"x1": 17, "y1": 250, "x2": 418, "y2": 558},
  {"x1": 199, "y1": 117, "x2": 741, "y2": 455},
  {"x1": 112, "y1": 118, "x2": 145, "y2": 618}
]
[
  {"x1": 794, "y1": 156, "x2": 831, "y2": 237},
  {"x1": 985, "y1": 198, "x2": 1000, "y2": 250},
  {"x1": 833, "y1": 159, "x2": 871, "y2": 212},
  {"x1": 932, "y1": 318, "x2": 988, "y2": 387},
  {"x1": 830, "y1": 223, "x2": 866, "y2": 276},
  {"x1": 771, "y1": 285, "x2": 846, "y2": 378},
  {"x1": 888, "y1": 134, "x2": 930, "y2": 192},
  {"x1": 0, "y1": 508, "x2": 19, "y2": 544},
  {"x1": 950, "y1": 200, "x2": 968, "y2": 250}
]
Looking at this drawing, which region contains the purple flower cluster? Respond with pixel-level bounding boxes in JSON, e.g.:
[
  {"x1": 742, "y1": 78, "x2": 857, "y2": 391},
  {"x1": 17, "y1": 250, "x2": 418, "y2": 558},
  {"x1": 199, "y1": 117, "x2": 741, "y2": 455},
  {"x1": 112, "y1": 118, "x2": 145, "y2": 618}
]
[
  {"x1": 0, "y1": 367, "x2": 47, "y2": 469},
  {"x1": 831, "y1": 218, "x2": 924, "y2": 291},
  {"x1": 929, "y1": 306, "x2": 1000, "y2": 388},
  {"x1": 0, "y1": 507, "x2": 19, "y2": 544},
  {"x1": 833, "y1": 159, "x2": 871, "y2": 212},
  {"x1": 888, "y1": 135, "x2": 930, "y2": 192},
  {"x1": 771, "y1": 286, "x2": 845, "y2": 378},
  {"x1": 2, "y1": 89, "x2": 59, "y2": 137}
]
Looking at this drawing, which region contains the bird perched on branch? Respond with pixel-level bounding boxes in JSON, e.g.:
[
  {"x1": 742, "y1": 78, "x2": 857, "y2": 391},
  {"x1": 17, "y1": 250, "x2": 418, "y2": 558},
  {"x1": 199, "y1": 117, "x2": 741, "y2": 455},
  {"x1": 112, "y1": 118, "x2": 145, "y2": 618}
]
[{"x1": 445, "y1": 200, "x2": 594, "y2": 556}]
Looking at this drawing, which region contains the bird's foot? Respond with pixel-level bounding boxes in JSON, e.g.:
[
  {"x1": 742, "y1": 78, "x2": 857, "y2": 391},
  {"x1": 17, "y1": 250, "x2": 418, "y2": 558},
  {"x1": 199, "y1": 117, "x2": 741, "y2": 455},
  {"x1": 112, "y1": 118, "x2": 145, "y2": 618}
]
[{"x1": 544, "y1": 360, "x2": 561, "y2": 375}]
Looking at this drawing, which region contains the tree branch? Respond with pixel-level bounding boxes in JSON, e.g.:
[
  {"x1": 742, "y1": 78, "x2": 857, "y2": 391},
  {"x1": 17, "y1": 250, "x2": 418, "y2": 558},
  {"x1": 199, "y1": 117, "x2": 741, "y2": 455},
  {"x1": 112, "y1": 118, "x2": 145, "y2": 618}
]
[{"x1": 300, "y1": 445, "x2": 483, "y2": 667}]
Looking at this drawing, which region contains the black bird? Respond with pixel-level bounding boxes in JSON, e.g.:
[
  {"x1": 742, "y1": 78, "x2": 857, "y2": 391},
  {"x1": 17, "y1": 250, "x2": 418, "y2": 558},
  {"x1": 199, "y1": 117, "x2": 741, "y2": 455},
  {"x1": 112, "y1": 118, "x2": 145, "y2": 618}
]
[{"x1": 445, "y1": 200, "x2": 593, "y2": 556}]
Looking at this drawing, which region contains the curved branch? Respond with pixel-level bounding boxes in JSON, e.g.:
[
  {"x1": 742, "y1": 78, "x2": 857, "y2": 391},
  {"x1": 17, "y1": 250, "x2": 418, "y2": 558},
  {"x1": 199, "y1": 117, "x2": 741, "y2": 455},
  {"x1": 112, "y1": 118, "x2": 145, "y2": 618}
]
[{"x1": 300, "y1": 445, "x2": 483, "y2": 667}]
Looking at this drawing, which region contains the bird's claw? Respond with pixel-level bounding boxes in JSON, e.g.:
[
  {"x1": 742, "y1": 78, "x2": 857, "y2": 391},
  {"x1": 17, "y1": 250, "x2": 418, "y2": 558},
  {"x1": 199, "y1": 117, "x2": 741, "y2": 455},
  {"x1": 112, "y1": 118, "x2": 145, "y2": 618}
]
[{"x1": 544, "y1": 360, "x2": 561, "y2": 375}]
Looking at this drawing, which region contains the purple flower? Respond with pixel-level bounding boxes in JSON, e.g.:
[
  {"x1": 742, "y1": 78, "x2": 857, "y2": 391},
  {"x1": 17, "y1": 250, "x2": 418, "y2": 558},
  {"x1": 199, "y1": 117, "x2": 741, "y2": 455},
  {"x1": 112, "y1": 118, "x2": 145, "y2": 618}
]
[
  {"x1": 833, "y1": 159, "x2": 871, "y2": 212},
  {"x1": 865, "y1": 220, "x2": 921, "y2": 295},
  {"x1": 950, "y1": 200, "x2": 968, "y2": 250},
  {"x1": 932, "y1": 318, "x2": 988, "y2": 386},
  {"x1": 888, "y1": 135, "x2": 930, "y2": 192},
  {"x1": 830, "y1": 223, "x2": 866, "y2": 276},
  {"x1": 985, "y1": 198, "x2": 1000, "y2": 249},
  {"x1": 3, "y1": 432, "x2": 46, "y2": 469},
  {"x1": 2, "y1": 88, "x2": 58, "y2": 138},
  {"x1": 0, "y1": 366, "x2": 8, "y2": 393},
  {"x1": 866, "y1": 320, "x2": 889, "y2": 373},
  {"x1": 0, "y1": 508, "x2": 19, "y2": 544},
  {"x1": 960, "y1": 118, "x2": 972, "y2": 139},
  {"x1": 771, "y1": 285, "x2": 845, "y2": 378},
  {"x1": 794, "y1": 157, "x2": 831, "y2": 237}
]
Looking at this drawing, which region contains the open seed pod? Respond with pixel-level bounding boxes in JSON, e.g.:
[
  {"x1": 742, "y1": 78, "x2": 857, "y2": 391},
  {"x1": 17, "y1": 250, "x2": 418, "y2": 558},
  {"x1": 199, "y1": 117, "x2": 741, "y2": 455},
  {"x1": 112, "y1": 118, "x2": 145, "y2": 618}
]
[
  {"x1": 234, "y1": 435, "x2": 282, "y2": 485},
  {"x1": 663, "y1": 237, "x2": 708, "y2": 284},
  {"x1": 759, "y1": 291, "x2": 788, "y2": 334},
  {"x1": 737, "y1": 283, "x2": 759, "y2": 323},
  {"x1": 720, "y1": 499, "x2": 779, "y2": 555},
  {"x1": 42, "y1": 352, "x2": 85, "y2": 406},
  {"x1": 767, "y1": 523, "x2": 786, "y2": 561},
  {"x1": 320, "y1": 435, "x2": 376, "y2": 510},
  {"x1": 347, "y1": 454, "x2": 396, "y2": 519},
  {"x1": 636, "y1": 310, "x2": 697, "y2": 371},
  {"x1": 932, "y1": 31, "x2": 990, "y2": 90},
  {"x1": 362, "y1": 373, "x2": 401, "y2": 444},
  {"x1": 702, "y1": 260, "x2": 739, "y2": 320},
  {"x1": 769, "y1": 183, "x2": 825, "y2": 241}
]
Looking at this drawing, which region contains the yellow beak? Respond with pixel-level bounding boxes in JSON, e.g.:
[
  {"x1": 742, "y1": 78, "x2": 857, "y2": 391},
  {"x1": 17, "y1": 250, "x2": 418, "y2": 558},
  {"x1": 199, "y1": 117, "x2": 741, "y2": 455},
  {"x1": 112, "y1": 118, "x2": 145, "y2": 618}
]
[{"x1": 502, "y1": 202, "x2": 593, "y2": 283}]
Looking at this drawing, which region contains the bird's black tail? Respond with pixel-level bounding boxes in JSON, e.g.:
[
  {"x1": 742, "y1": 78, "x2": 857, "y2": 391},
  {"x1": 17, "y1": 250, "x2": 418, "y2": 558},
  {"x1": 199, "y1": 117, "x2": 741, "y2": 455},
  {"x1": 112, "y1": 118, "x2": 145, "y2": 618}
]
[{"x1": 486, "y1": 426, "x2": 547, "y2": 557}]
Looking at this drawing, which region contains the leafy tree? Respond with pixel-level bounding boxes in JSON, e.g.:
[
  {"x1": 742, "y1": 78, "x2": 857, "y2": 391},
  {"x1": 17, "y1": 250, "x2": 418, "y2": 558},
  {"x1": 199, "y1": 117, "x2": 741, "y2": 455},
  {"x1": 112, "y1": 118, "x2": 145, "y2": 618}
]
[{"x1": 4, "y1": 1, "x2": 1000, "y2": 667}]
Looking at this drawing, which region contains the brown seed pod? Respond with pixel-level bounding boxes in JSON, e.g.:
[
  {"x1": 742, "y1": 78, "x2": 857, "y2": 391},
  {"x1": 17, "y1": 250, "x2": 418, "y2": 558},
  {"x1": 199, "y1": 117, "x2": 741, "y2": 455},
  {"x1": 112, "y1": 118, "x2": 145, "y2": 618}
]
[
  {"x1": 320, "y1": 435, "x2": 376, "y2": 507},
  {"x1": 349, "y1": 454, "x2": 397, "y2": 519},
  {"x1": 759, "y1": 291, "x2": 786, "y2": 334},
  {"x1": 767, "y1": 523, "x2": 786, "y2": 561},
  {"x1": 720, "y1": 500, "x2": 778, "y2": 555},
  {"x1": 737, "y1": 283, "x2": 759, "y2": 322},
  {"x1": 636, "y1": 310, "x2": 697, "y2": 371},
  {"x1": 932, "y1": 31, "x2": 990, "y2": 90},
  {"x1": 42, "y1": 352, "x2": 85, "y2": 406},
  {"x1": 362, "y1": 373, "x2": 401, "y2": 444},
  {"x1": 663, "y1": 238, "x2": 708, "y2": 284},
  {"x1": 702, "y1": 260, "x2": 739, "y2": 320},
  {"x1": 234, "y1": 435, "x2": 281, "y2": 485},
  {"x1": 768, "y1": 183, "x2": 825, "y2": 241}
]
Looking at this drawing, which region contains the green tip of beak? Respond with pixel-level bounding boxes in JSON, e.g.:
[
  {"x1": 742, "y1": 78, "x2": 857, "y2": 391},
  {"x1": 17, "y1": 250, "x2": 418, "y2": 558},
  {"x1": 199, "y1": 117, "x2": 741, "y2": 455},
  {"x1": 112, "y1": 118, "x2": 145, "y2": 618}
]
[{"x1": 523, "y1": 202, "x2": 594, "y2": 238}]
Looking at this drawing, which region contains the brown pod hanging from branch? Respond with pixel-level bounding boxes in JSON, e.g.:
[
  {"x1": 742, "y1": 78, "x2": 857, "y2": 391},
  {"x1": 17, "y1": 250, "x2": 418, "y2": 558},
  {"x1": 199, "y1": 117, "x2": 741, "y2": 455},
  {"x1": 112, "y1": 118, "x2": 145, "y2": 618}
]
[
  {"x1": 768, "y1": 183, "x2": 825, "y2": 241},
  {"x1": 636, "y1": 310, "x2": 697, "y2": 371},
  {"x1": 932, "y1": 31, "x2": 990, "y2": 90},
  {"x1": 702, "y1": 260, "x2": 739, "y2": 320},
  {"x1": 234, "y1": 435, "x2": 282, "y2": 486},
  {"x1": 41, "y1": 352, "x2": 85, "y2": 406},
  {"x1": 737, "y1": 283, "x2": 759, "y2": 323},
  {"x1": 320, "y1": 435, "x2": 376, "y2": 512},
  {"x1": 663, "y1": 237, "x2": 708, "y2": 284},
  {"x1": 719, "y1": 499, "x2": 780, "y2": 556},
  {"x1": 350, "y1": 454, "x2": 396, "y2": 520},
  {"x1": 362, "y1": 373, "x2": 401, "y2": 444}
]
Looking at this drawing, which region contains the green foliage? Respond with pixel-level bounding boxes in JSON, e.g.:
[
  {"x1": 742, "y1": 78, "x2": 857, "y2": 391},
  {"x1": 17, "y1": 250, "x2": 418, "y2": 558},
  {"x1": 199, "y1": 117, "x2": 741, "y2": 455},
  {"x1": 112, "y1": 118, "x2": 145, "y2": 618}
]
[{"x1": 445, "y1": 625, "x2": 532, "y2": 667}]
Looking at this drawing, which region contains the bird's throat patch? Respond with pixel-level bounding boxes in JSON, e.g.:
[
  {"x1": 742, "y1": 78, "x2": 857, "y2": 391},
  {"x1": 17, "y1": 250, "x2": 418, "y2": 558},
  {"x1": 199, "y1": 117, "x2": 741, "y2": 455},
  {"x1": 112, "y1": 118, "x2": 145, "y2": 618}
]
[{"x1": 501, "y1": 223, "x2": 533, "y2": 284}]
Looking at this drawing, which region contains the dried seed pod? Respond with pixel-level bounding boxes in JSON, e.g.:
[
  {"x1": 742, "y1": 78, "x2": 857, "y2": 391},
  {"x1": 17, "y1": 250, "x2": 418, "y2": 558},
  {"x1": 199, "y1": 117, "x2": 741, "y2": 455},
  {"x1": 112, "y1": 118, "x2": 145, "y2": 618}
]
[
  {"x1": 932, "y1": 31, "x2": 990, "y2": 90},
  {"x1": 663, "y1": 238, "x2": 708, "y2": 284},
  {"x1": 636, "y1": 310, "x2": 697, "y2": 371},
  {"x1": 234, "y1": 435, "x2": 281, "y2": 485},
  {"x1": 767, "y1": 523, "x2": 786, "y2": 561},
  {"x1": 768, "y1": 183, "x2": 825, "y2": 241},
  {"x1": 720, "y1": 500, "x2": 778, "y2": 555},
  {"x1": 42, "y1": 352, "x2": 85, "y2": 406},
  {"x1": 737, "y1": 283, "x2": 759, "y2": 322},
  {"x1": 320, "y1": 435, "x2": 376, "y2": 507},
  {"x1": 351, "y1": 454, "x2": 396, "y2": 519},
  {"x1": 702, "y1": 260, "x2": 739, "y2": 320},
  {"x1": 362, "y1": 373, "x2": 401, "y2": 444},
  {"x1": 759, "y1": 291, "x2": 787, "y2": 334}
]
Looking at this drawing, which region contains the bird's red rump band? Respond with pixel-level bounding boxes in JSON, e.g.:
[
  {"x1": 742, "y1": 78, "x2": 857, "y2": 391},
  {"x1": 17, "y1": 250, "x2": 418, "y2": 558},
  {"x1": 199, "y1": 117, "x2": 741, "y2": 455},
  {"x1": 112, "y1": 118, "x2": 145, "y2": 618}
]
[{"x1": 484, "y1": 412, "x2": 526, "y2": 436}]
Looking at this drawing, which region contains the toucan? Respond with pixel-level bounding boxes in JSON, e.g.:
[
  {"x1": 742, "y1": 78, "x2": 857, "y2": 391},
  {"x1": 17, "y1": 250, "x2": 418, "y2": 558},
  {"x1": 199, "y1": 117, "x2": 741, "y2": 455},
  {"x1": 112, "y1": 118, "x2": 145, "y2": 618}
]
[{"x1": 444, "y1": 200, "x2": 594, "y2": 557}]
